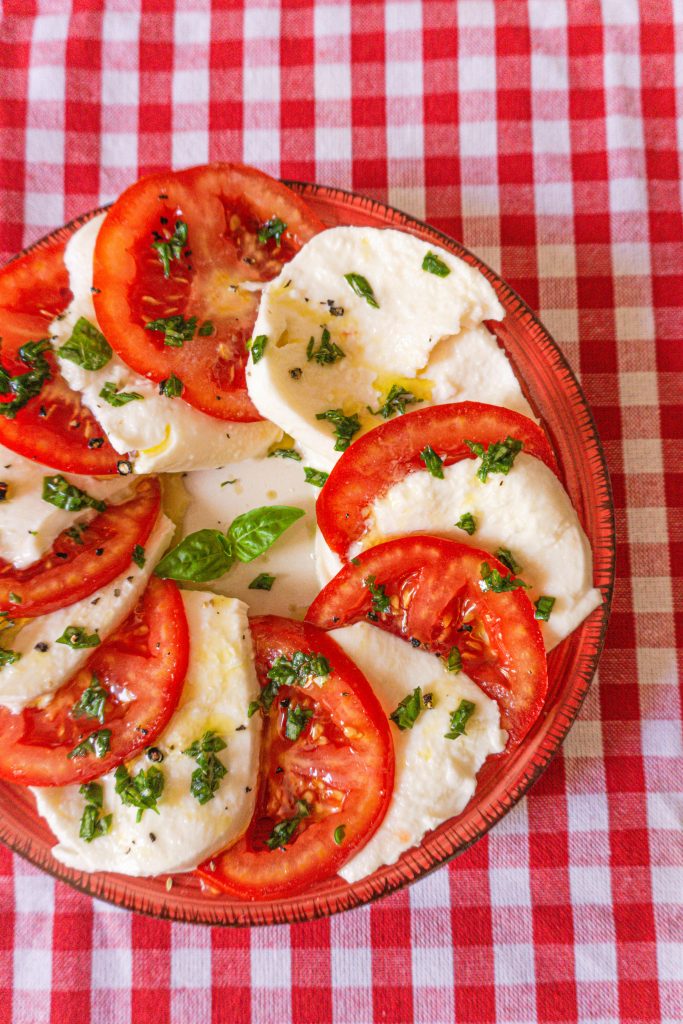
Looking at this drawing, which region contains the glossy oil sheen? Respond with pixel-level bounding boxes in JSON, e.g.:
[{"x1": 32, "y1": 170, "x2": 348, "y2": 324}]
[{"x1": 0, "y1": 184, "x2": 615, "y2": 926}]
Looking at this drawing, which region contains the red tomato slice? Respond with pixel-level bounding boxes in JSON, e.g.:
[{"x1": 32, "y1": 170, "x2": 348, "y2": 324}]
[
  {"x1": 306, "y1": 536, "x2": 548, "y2": 746},
  {"x1": 317, "y1": 402, "x2": 558, "y2": 557},
  {"x1": 197, "y1": 615, "x2": 394, "y2": 900},
  {"x1": 93, "y1": 163, "x2": 326, "y2": 422},
  {"x1": 0, "y1": 577, "x2": 189, "y2": 787},
  {"x1": 0, "y1": 236, "x2": 123, "y2": 475},
  {"x1": 0, "y1": 477, "x2": 161, "y2": 617}
]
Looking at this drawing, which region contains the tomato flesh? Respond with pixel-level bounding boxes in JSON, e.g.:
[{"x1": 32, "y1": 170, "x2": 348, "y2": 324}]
[
  {"x1": 0, "y1": 577, "x2": 189, "y2": 787},
  {"x1": 0, "y1": 235, "x2": 123, "y2": 475},
  {"x1": 316, "y1": 402, "x2": 559, "y2": 557},
  {"x1": 0, "y1": 477, "x2": 161, "y2": 617},
  {"x1": 306, "y1": 536, "x2": 548, "y2": 746},
  {"x1": 93, "y1": 163, "x2": 326, "y2": 422},
  {"x1": 197, "y1": 616, "x2": 394, "y2": 900}
]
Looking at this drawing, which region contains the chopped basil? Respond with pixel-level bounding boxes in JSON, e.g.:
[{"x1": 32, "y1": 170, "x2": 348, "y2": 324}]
[
  {"x1": 67, "y1": 728, "x2": 111, "y2": 760},
  {"x1": 534, "y1": 595, "x2": 556, "y2": 621},
  {"x1": 58, "y1": 317, "x2": 112, "y2": 370},
  {"x1": 0, "y1": 649, "x2": 21, "y2": 668},
  {"x1": 220, "y1": 479, "x2": 237, "y2": 487},
  {"x1": 304, "y1": 467, "x2": 328, "y2": 488},
  {"x1": 390, "y1": 686, "x2": 423, "y2": 731},
  {"x1": 251, "y1": 650, "x2": 331, "y2": 717},
  {"x1": 0, "y1": 340, "x2": 51, "y2": 419},
  {"x1": 248, "y1": 334, "x2": 268, "y2": 363},
  {"x1": 444, "y1": 699, "x2": 476, "y2": 740},
  {"x1": 257, "y1": 217, "x2": 287, "y2": 245},
  {"x1": 368, "y1": 384, "x2": 422, "y2": 419},
  {"x1": 183, "y1": 730, "x2": 227, "y2": 805},
  {"x1": 42, "y1": 475, "x2": 106, "y2": 513},
  {"x1": 315, "y1": 408, "x2": 361, "y2": 452},
  {"x1": 79, "y1": 783, "x2": 112, "y2": 842},
  {"x1": 495, "y1": 547, "x2": 522, "y2": 574},
  {"x1": 266, "y1": 799, "x2": 310, "y2": 850},
  {"x1": 455, "y1": 512, "x2": 476, "y2": 535},
  {"x1": 154, "y1": 528, "x2": 235, "y2": 583},
  {"x1": 65, "y1": 523, "x2": 87, "y2": 545},
  {"x1": 99, "y1": 381, "x2": 143, "y2": 406},
  {"x1": 132, "y1": 544, "x2": 146, "y2": 569},
  {"x1": 465, "y1": 436, "x2": 523, "y2": 482},
  {"x1": 56, "y1": 625, "x2": 101, "y2": 649},
  {"x1": 284, "y1": 703, "x2": 314, "y2": 741},
  {"x1": 114, "y1": 763, "x2": 164, "y2": 822},
  {"x1": 72, "y1": 676, "x2": 107, "y2": 724},
  {"x1": 446, "y1": 647, "x2": 462, "y2": 673},
  {"x1": 152, "y1": 219, "x2": 188, "y2": 278},
  {"x1": 364, "y1": 574, "x2": 390, "y2": 615},
  {"x1": 249, "y1": 573, "x2": 275, "y2": 591},
  {"x1": 306, "y1": 327, "x2": 345, "y2": 365},
  {"x1": 479, "y1": 561, "x2": 530, "y2": 594},
  {"x1": 159, "y1": 373, "x2": 183, "y2": 398},
  {"x1": 333, "y1": 824, "x2": 346, "y2": 845},
  {"x1": 422, "y1": 251, "x2": 451, "y2": 277},
  {"x1": 145, "y1": 314, "x2": 212, "y2": 347},
  {"x1": 344, "y1": 272, "x2": 379, "y2": 308},
  {"x1": 8, "y1": 592, "x2": 21, "y2": 604},
  {"x1": 268, "y1": 448, "x2": 301, "y2": 461},
  {"x1": 420, "y1": 445, "x2": 444, "y2": 479},
  {"x1": 228, "y1": 505, "x2": 305, "y2": 563}
]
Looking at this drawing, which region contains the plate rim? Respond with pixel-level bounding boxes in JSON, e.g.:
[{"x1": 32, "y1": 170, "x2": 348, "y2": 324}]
[{"x1": 0, "y1": 181, "x2": 616, "y2": 926}]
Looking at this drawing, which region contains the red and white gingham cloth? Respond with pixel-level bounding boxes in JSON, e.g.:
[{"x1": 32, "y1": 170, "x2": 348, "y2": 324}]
[{"x1": 0, "y1": 1, "x2": 681, "y2": 1021}]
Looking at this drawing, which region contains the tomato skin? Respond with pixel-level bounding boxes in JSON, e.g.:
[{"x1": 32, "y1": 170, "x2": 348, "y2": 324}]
[
  {"x1": 306, "y1": 536, "x2": 548, "y2": 746},
  {"x1": 0, "y1": 578, "x2": 189, "y2": 787},
  {"x1": 197, "y1": 615, "x2": 394, "y2": 900},
  {"x1": 0, "y1": 235, "x2": 122, "y2": 475},
  {"x1": 316, "y1": 402, "x2": 559, "y2": 558},
  {"x1": 93, "y1": 163, "x2": 326, "y2": 423},
  {"x1": 0, "y1": 478, "x2": 161, "y2": 617}
]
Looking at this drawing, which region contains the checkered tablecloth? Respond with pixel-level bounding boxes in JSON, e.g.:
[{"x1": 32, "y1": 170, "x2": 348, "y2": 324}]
[{"x1": 0, "y1": 1, "x2": 680, "y2": 1021}]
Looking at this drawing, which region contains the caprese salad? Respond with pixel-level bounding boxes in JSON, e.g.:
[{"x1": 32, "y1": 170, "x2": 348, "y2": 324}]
[{"x1": 0, "y1": 163, "x2": 602, "y2": 900}]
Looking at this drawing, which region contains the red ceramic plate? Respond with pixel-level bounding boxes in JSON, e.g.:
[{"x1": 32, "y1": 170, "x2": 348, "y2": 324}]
[{"x1": 0, "y1": 183, "x2": 615, "y2": 925}]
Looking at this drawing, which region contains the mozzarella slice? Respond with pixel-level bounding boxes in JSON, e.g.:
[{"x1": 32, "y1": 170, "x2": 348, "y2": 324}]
[
  {"x1": 34, "y1": 592, "x2": 259, "y2": 876},
  {"x1": 0, "y1": 443, "x2": 132, "y2": 569},
  {"x1": 0, "y1": 513, "x2": 174, "y2": 712},
  {"x1": 50, "y1": 214, "x2": 280, "y2": 474},
  {"x1": 316, "y1": 454, "x2": 602, "y2": 651},
  {"x1": 331, "y1": 623, "x2": 505, "y2": 884},
  {"x1": 246, "y1": 226, "x2": 531, "y2": 464}
]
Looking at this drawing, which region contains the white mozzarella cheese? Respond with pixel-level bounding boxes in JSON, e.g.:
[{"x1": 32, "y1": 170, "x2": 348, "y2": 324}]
[
  {"x1": 332, "y1": 623, "x2": 505, "y2": 884},
  {"x1": 0, "y1": 442, "x2": 132, "y2": 569},
  {"x1": 50, "y1": 214, "x2": 280, "y2": 474},
  {"x1": 246, "y1": 226, "x2": 532, "y2": 464},
  {"x1": 315, "y1": 453, "x2": 602, "y2": 651},
  {"x1": 34, "y1": 592, "x2": 260, "y2": 876},
  {"x1": 0, "y1": 513, "x2": 174, "y2": 712}
]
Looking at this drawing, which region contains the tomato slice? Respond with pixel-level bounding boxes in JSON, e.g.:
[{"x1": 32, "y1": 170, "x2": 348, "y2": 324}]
[
  {"x1": 93, "y1": 163, "x2": 326, "y2": 423},
  {"x1": 316, "y1": 402, "x2": 559, "y2": 557},
  {"x1": 0, "y1": 477, "x2": 161, "y2": 617},
  {"x1": 0, "y1": 236, "x2": 123, "y2": 475},
  {"x1": 306, "y1": 536, "x2": 548, "y2": 746},
  {"x1": 0, "y1": 577, "x2": 189, "y2": 787},
  {"x1": 197, "y1": 615, "x2": 394, "y2": 900}
]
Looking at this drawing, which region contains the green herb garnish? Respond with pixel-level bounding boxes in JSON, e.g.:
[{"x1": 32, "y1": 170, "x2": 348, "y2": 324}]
[
  {"x1": 266, "y1": 800, "x2": 310, "y2": 850},
  {"x1": 334, "y1": 824, "x2": 346, "y2": 845},
  {"x1": 390, "y1": 686, "x2": 423, "y2": 731},
  {"x1": 58, "y1": 317, "x2": 112, "y2": 370},
  {"x1": 67, "y1": 728, "x2": 111, "y2": 760},
  {"x1": 364, "y1": 574, "x2": 390, "y2": 615},
  {"x1": 0, "y1": 649, "x2": 21, "y2": 668},
  {"x1": 465, "y1": 436, "x2": 523, "y2": 482},
  {"x1": 284, "y1": 704, "x2": 314, "y2": 741},
  {"x1": 248, "y1": 334, "x2": 268, "y2": 363},
  {"x1": 0, "y1": 340, "x2": 52, "y2": 419},
  {"x1": 534, "y1": 595, "x2": 556, "y2": 621},
  {"x1": 422, "y1": 251, "x2": 451, "y2": 277},
  {"x1": 479, "y1": 561, "x2": 530, "y2": 594},
  {"x1": 446, "y1": 647, "x2": 462, "y2": 673},
  {"x1": 306, "y1": 327, "x2": 345, "y2": 365},
  {"x1": 79, "y1": 782, "x2": 112, "y2": 842},
  {"x1": 183, "y1": 730, "x2": 227, "y2": 805},
  {"x1": 303, "y1": 467, "x2": 328, "y2": 487},
  {"x1": 268, "y1": 448, "x2": 302, "y2": 461},
  {"x1": 444, "y1": 699, "x2": 476, "y2": 740},
  {"x1": 315, "y1": 408, "x2": 361, "y2": 452},
  {"x1": 258, "y1": 217, "x2": 287, "y2": 245},
  {"x1": 42, "y1": 475, "x2": 106, "y2": 513},
  {"x1": 56, "y1": 625, "x2": 101, "y2": 649},
  {"x1": 420, "y1": 445, "x2": 444, "y2": 478},
  {"x1": 145, "y1": 314, "x2": 200, "y2": 348},
  {"x1": 248, "y1": 573, "x2": 275, "y2": 591},
  {"x1": 455, "y1": 512, "x2": 476, "y2": 535},
  {"x1": 99, "y1": 381, "x2": 143, "y2": 406},
  {"x1": 132, "y1": 544, "x2": 146, "y2": 569},
  {"x1": 344, "y1": 272, "x2": 379, "y2": 308},
  {"x1": 368, "y1": 384, "x2": 422, "y2": 419},
  {"x1": 152, "y1": 219, "x2": 188, "y2": 278},
  {"x1": 159, "y1": 373, "x2": 183, "y2": 398},
  {"x1": 114, "y1": 763, "x2": 164, "y2": 822},
  {"x1": 251, "y1": 650, "x2": 331, "y2": 717},
  {"x1": 495, "y1": 547, "x2": 522, "y2": 574},
  {"x1": 72, "y1": 676, "x2": 107, "y2": 724}
]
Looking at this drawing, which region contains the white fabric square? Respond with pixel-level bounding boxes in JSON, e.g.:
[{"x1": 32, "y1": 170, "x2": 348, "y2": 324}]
[
  {"x1": 457, "y1": 1, "x2": 495, "y2": 27},
  {"x1": 528, "y1": 0, "x2": 568, "y2": 28},
  {"x1": 641, "y1": 719, "x2": 681, "y2": 757},
  {"x1": 244, "y1": 7, "x2": 280, "y2": 40},
  {"x1": 314, "y1": 3, "x2": 351, "y2": 37},
  {"x1": 574, "y1": 942, "x2": 618, "y2": 982},
  {"x1": 243, "y1": 129, "x2": 280, "y2": 167},
  {"x1": 604, "y1": 51, "x2": 641, "y2": 88},
  {"x1": 611, "y1": 241, "x2": 651, "y2": 276},
  {"x1": 28, "y1": 65, "x2": 65, "y2": 102},
  {"x1": 315, "y1": 62, "x2": 351, "y2": 101},
  {"x1": 494, "y1": 942, "x2": 535, "y2": 986},
  {"x1": 244, "y1": 65, "x2": 279, "y2": 102},
  {"x1": 331, "y1": 941, "x2": 372, "y2": 988},
  {"x1": 647, "y1": 791, "x2": 683, "y2": 831},
  {"x1": 409, "y1": 864, "x2": 452, "y2": 909},
  {"x1": 620, "y1": 372, "x2": 660, "y2": 407},
  {"x1": 250, "y1": 944, "x2": 291, "y2": 989},
  {"x1": 33, "y1": 14, "x2": 69, "y2": 42},
  {"x1": 91, "y1": 948, "x2": 132, "y2": 989},
  {"x1": 535, "y1": 181, "x2": 574, "y2": 216},
  {"x1": 658, "y1": 943, "x2": 683, "y2": 981},
  {"x1": 531, "y1": 53, "x2": 568, "y2": 91},
  {"x1": 570, "y1": 866, "x2": 613, "y2": 906},
  {"x1": 601, "y1": 0, "x2": 639, "y2": 24},
  {"x1": 24, "y1": 191, "x2": 63, "y2": 227},
  {"x1": 490, "y1": 866, "x2": 532, "y2": 907},
  {"x1": 386, "y1": 2, "x2": 422, "y2": 33},
  {"x1": 412, "y1": 943, "x2": 453, "y2": 987},
  {"x1": 173, "y1": 131, "x2": 209, "y2": 168},
  {"x1": 533, "y1": 118, "x2": 571, "y2": 154},
  {"x1": 459, "y1": 121, "x2": 497, "y2": 157},
  {"x1": 388, "y1": 185, "x2": 425, "y2": 220},
  {"x1": 102, "y1": 70, "x2": 138, "y2": 106},
  {"x1": 567, "y1": 793, "x2": 609, "y2": 834},
  {"x1": 101, "y1": 132, "x2": 137, "y2": 169},
  {"x1": 607, "y1": 113, "x2": 644, "y2": 150},
  {"x1": 652, "y1": 867, "x2": 683, "y2": 905},
  {"x1": 14, "y1": 948, "x2": 52, "y2": 991},
  {"x1": 173, "y1": 69, "x2": 209, "y2": 105},
  {"x1": 458, "y1": 56, "x2": 496, "y2": 92},
  {"x1": 610, "y1": 177, "x2": 648, "y2": 213},
  {"x1": 174, "y1": 10, "x2": 210, "y2": 45},
  {"x1": 316, "y1": 126, "x2": 353, "y2": 161},
  {"x1": 627, "y1": 506, "x2": 669, "y2": 544},
  {"x1": 25, "y1": 129, "x2": 64, "y2": 164},
  {"x1": 172, "y1": 947, "x2": 212, "y2": 988},
  {"x1": 637, "y1": 647, "x2": 677, "y2": 687},
  {"x1": 102, "y1": 11, "x2": 140, "y2": 42},
  {"x1": 622, "y1": 438, "x2": 663, "y2": 475},
  {"x1": 387, "y1": 123, "x2": 424, "y2": 159},
  {"x1": 631, "y1": 575, "x2": 672, "y2": 614},
  {"x1": 537, "y1": 244, "x2": 576, "y2": 278},
  {"x1": 616, "y1": 306, "x2": 655, "y2": 341},
  {"x1": 386, "y1": 60, "x2": 423, "y2": 98},
  {"x1": 14, "y1": 874, "x2": 54, "y2": 915}
]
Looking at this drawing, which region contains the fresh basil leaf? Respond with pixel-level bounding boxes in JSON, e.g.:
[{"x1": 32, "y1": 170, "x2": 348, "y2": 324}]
[
  {"x1": 495, "y1": 547, "x2": 522, "y2": 574},
  {"x1": 444, "y1": 699, "x2": 476, "y2": 740},
  {"x1": 479, "y1": 561, "x2": 530, "y2": 594},
  {"x1": 228, "y1": 505, "x2": 304, "y2": 563},
  {"x1": 368, "y1": 384, "x2": 422, "y2": 419},
  {"x1": 248, "y1": 335, "x2": 268, "y2": 363},
  {"x1": 151, "y1": 219, "x2": 187, "y2": 278},
  {"x1": 248, "y1": 573, "x2": 275, "y2": 591},
  {"x1": 99, "y1": 381, "x2": 144, "y2": 406},
  {"x1": 145, "y1": 314, "x2": 197, "y2": 347},
  {"x1": 422, "y1": 251, "x2": 451, "y2": 277},
  {"x1": 455, "y1": 512, "x2": 476, "y2": 535},
  {"x1": 72, "y1": 675, "x2": 107, "y2": 724},
  {"x1": 258, "y1": 217, "x2": 287, "y2": 245},
  {"x1": 364, "y1": 574, "x2": 390, "y2": 615},
  {"x1": 390, "y1": 686, "x2": 423, "y2": 731},
  {"x1": 334, "y1": 824, "x2": 346, "y2": 845},
  {"x1": 344, "y1": 272, "x2": 379, "y2": 308},
  {"x1": 115, "y1": 763, "x2": 164, "y2": 823},
  {"x1": 132, "y1": 544, "x2": 145, "y2": 569},
  {"x1": 315, "y1": 408, "x2": 361, "y2": 452},
  {"x1": 56, "y1": 625, "x2": 101, "y2": 649},
  {"x1": 266, "y1": 799, "x2": 310, "y2": 850},
  {"x1": 446, "y1": 647, "x2": 462, "y2": 673},
  {"x1": 303, "y1": 467, "x2": 328, "y2": 487},
  {"x1": 465, "y1": 436, "x2": 523, "y2": 482},
  {"x1": 306, "y1": 327, "x2": 345, "y2": 365},
  {"x1": 268, "y1": 448, "x2": 301, "y2": 461},
  {"x1": 534, "y1": 595, "x2": 555, "y2": 621},
  {"x1": 284, "y1": 703, "x2": 314, "y2": 741},
  {"x1": 67, "y1": 728, "x2": 111, "y2": 759},
  {"x1": 0, "y1": 648, "x2": 21, "y2": 668},
  {"x1": 79, "y1": 784, "x2": 112, "y2": 842},
  {"x1": 0, "y1": 340, "x2": 52, "y2": 419},
  {"x1": 42, "y1": 475, "x2": 106, "y2": 513},
  {"x1": 159, "y1": 373, "x2": 184, "y2": 398},
  {"x1": 58, "y1": 317, "x2": 112, "y2": 370},
  {"x1": 420, "y1": 445, "x2": 444, "y2": 479},
  {"x1": 154, "y1": 529, "x2": 235, "y2": 583},
  {"x1": 183, "y1": 730, "x2": 227, "y2": 805}
]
